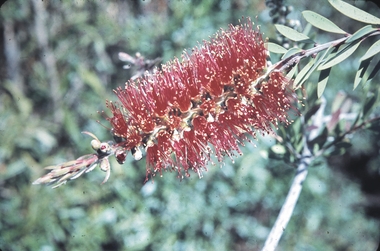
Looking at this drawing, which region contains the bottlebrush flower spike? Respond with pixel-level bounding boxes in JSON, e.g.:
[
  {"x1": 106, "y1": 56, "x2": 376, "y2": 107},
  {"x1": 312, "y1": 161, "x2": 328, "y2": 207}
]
[
  {"x1": 33, "y1": 18, "x2": 295, "y2": 188},
  {"x1": 107, "y1": 18, "x2": 295, "y2": 181}
]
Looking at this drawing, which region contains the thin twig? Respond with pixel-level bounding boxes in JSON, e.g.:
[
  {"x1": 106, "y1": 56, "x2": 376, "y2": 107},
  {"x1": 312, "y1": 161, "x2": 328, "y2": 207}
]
[
  {"x1": 269, "y1": 29, "x2": 380, "y2": 73},
  {"x1": 261, "y1": 148, "x2": 312, "y2": 251},
  {"x1": 316, "y1": 115, "x2": 380, "y2": 158},
  {"x1": 262, "y1": 98, "x2": 325, "y2": 251}
]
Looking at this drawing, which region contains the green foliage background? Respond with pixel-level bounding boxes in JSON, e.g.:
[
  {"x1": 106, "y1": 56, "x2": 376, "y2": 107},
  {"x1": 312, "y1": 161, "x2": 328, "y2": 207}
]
[{"x1": 0, "y1": 0, "x2": 379, "y2": 250}]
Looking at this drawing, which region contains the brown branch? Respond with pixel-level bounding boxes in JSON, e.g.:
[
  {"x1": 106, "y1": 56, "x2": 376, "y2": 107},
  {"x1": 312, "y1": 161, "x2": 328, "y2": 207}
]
[
  {"x1": 317, "y1": 116, "x2": 380, "y2": 157},
  {"x1": 261, "y1": 97, "x2": 325, "y2": 251},
  {"x1": 270, "y1": 29, "x2": 380, "y2": 73}
]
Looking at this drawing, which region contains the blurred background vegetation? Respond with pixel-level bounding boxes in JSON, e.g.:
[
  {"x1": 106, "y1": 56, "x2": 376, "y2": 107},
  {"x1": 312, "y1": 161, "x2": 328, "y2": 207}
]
[{"x1": 1, "y1": 0, "x2": 379, "y2": 250}]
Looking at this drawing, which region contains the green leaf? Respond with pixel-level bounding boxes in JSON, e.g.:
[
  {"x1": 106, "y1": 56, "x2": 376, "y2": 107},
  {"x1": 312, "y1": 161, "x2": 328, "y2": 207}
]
[
  {"x1": 302, "y1": 10, "x2": 346, "y2": 34},
  {"x1": 360, "y1": 40, "x2": 380, "y2": 61},
  {"x1": 266, "y1": 42, "x2": 288, "y2": 54},
  {"x1": 363, "y1": 89, "x2": 378, "y2": 119},
  {"x1": 328, "y1": 0, "x2": 380, "y2": 24},
  {"x1": 286, "y1": 63, "x2": 298, "y2": 79},
  {"x1": 293, "y1": 59, "x2": 315, "y2": 89},
  {"x1": 4, "y1": 159, "x2": 28, "y2": 180},
  {"x1": 317, "y1": 68, "x2": 331, "y2": 98},
  {"x1": 354, "y1": 58, "x2": 372, "y2": 89},
  {"x1": 336, "y1": 142, "x2": 352, "y2": 149},
  {"x1": 4, "y1": 80, "x2": 33, "y2": 118},
  {"x1": 269, "y1": 144, "x2": 288, "y2": 160},
  {"x1": 331, "y1": 92, "x2": 348, "y2": 113},
  {"x1": 275, "y1": 24, "x2": 314, "y2": 43},
  {"x1": 318, "y1": 41, "x2": 361, "y2": 70},
  {"x1": 281, "y1": 47, "x2": 303, "y2": 59},
  {"x1": 305, "y1": 103, "x2": 322, "y2": 123},
  {"x1": 345, "y1": 25, "x2": 377, "y2": 44},
  {"x1": 354, "y1": 58, "x2": 380, "y2": 89},
  {"x1": 63, "y1": 108, "x2": 81, "y2": 145},
  {"x1": 309, "y1": 127, "x2": 328, "y2": 154},
  {"x1": 296, "y1": 49, "x2": 334, "y2": 88},
  {"x1": 302, "y1": 22, "x2": 313, "y2": 39},
  {"x1": 367, "y1": 59, "x2": 380, "y2": 82},
  {"x1": 78, "y1": 65, "x2": 105, "y2": 96},
  {"x1": 330, "y1": 141, "x2": 352, "y2": 155},
  {"x1": 366, "y1": 118, "x2": 380, "y2": 131},
  {"x1": 271, "y1": 144, "x2": 286, "y2": 155}
]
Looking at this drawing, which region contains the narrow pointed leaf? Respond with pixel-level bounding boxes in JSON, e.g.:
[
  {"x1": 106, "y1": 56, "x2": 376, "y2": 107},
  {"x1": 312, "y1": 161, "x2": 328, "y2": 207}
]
[
  {"x1": 282, "y1": 47, "x2": 303, "y2": 60},
  {"x1": 318, "y1": 41, "x2": 361, "y2": 70},
  {"x1": 355, "y1": 59, "x2": 380, "y2": 88},
  {"x1": 330, "y1": 141, "x2": 352, "y2": 155},
  {"x1": 316, "y1": 45, "x2": 337, "y2": 65},
  {"x1": 328, "y1": 0, "x2": 380, "y2": 24},
  {"x1": 331, "y1": 92, "x2": 348, "y2": 113},
  {"x1": 366, "y1": 118, "x2": 380, "y2": 131},
  {"x1": 295, "y1": 52, "x2": 328, "y2": 88},
  {"x1": 302, "y1": 10, "x2": 346, "y2": 34},
  {"x1": 302, "y1": 23, "x2": 313, "y2": 38},
  {"x1": 367, "y1": 59, "x2": 380, "y2": 82},
  {"x1": 363, "y1": 89, "x2": 378, "y2": 119},
  {"x1": 308, "y1": 127, "x2": 328, "y2": 154},
  {"x1": 266, "y1": 42, "x2": 288, "y2": 54},
  {"x1": 78, "y1": 65, "x2": 105, "y2": 96},
  {"x1": 360, "y1": 40, "x2": 380, "y2": 61},
  {"x1": 354, "y1": 58, "x2": 372, "y2": 89},
  {"x1": 318, "y1": 45, "x2": 339, "y2": 65},
  {"x1": 286, "y1": 63, "x2": 298, "y2": 79},
  {"x1": 345, "y1": 25, "x2": 377, "y2": 44},
  {"x1": 275, "y1": 24, "x2": 314, "y2": 43},
  {"x1": 293, "y1": 59, "x2": 315, "y2": 89},
  {"x1": 304, "y1": 103, "x2": 322, "y2": 122},
  {"x1": 317, "y1": 68, "x2": 331, "y2": 98}
]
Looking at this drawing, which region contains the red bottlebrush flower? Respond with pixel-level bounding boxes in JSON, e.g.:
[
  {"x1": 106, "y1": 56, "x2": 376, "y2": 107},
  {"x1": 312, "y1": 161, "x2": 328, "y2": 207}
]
[{"x1": 107, "y1": 18, "x2": 294, "y2": 181}]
